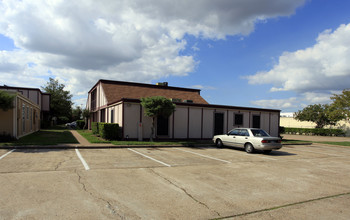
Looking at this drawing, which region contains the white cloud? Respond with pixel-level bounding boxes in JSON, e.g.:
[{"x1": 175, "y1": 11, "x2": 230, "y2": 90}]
[
  {"x1": 247, "y1": 23, "x2": 350, "y2": 93},
  {"x1": 191, "y1": 85, "x2": 216, "y2": 90},
  {"x1": 250, "y1": 91, "x2": 341, "y2": 111},
  {"x1": 0, "y1": 0, "x2": 305, "y2": 104},
  {"x1": 251, "y1": 97, "x2": 299, "y2": 110}
]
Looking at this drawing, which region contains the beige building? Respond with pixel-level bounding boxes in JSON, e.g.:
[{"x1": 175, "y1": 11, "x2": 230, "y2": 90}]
[
  {"x1": 280, "y1": 115, "x2": 350, "y2": 136},
  {"x1": 0, "y1": 86, "x2": 50, "y2": 139},
  {"x1": 87, "y1": 80, "x2": 281, "y2": 140},
  {"x1": 0, "y1": 92, "x2": 40, "y2": 139}
]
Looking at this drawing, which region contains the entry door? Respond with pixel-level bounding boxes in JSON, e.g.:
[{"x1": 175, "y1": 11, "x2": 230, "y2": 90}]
[
  {"x1": 214, "y1": 113, "x2": 224, "y2": 135},
  {"x1": 252, "y1": 115, "x2": 260, "y2": 128},
  {"x1": 157, "y1": 116, "x2": 169, "y2": 136}
]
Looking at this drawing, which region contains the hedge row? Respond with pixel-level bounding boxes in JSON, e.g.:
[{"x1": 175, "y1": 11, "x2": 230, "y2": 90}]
[
  {"x1": 91, "y1": 122, "x2": 121, "y2": 140},
  {"x1": 281, "y1": 127, "x2": 345, "y2": 136}
]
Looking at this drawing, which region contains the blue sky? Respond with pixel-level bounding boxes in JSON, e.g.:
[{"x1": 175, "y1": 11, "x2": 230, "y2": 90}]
[{"x1": 1, "y1": 0, "x2": 350, "y2": 113}]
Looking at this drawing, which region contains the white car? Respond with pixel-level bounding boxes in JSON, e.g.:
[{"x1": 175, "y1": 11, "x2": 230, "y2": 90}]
[{"x1": 213, "y1": 128, "x2": 282, "y2": 154}]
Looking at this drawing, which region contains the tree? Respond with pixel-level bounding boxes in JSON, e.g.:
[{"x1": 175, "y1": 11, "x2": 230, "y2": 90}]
[
  {"x1": 72, "y1": 106, "x2": 82, "y2": 121},
  {"x1": 140, "y1": 96, "x2": 176, "y2": 141},
  {"x1": 294, "y1": 104, "x2": 342, "y2": 128},
  {"x1": 42, "y1": 78, "x2": 73, "y2": 124},
  {"x1": 330, "y1": 89, "x2": 350, "y2": 121},
  {"x1": 0, "y1": 90, "x2": 15, "y2": 111},
  {"x1": 82, "y1": 108, "x2": 90, "y2": 130}
]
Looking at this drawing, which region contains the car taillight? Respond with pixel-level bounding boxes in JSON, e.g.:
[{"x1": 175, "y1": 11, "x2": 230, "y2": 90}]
[
  {"x1": 277, "y1": 140, "x2": 282, "y2": 143},
  {"x1": 261, "y1": 140, "x2": 268, "y2": 143}
]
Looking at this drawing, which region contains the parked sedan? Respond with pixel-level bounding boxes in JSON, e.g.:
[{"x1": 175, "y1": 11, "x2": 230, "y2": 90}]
[{"x1": 213, "y1": 128, "x2": 282, "y2": 154}]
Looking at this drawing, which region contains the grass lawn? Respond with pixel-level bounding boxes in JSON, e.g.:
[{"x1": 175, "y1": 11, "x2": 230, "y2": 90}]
[
  {"x1": 77, "y1": 130, "x2": 208, "y2": 146},
  {"x1": 316, "y1": 141, "x2": 350, "y2": 147},
  {"x1": 282, "y1": 139, "x2": 312, "y2": 145},
  {"x1": 1, "y1": 129, "x2": 79, "y2": 146},
  {"x1": 282, "y1": 139, "x2": 350, "y2": 147}
]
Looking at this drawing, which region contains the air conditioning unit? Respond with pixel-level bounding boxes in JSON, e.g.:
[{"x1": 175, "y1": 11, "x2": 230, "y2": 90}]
[
  {"x1": 156, "y1": 82, "x2": 168, "y2": 86},
  {"x1": 183, "y1": 100, "x2": 193, "y2": 103},
  {"x1": 171, "y1": 98, "x2": 182, "y2": 102}
]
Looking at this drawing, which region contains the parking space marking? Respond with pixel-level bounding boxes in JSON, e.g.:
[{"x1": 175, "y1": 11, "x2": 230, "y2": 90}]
[
  {"x1": 175, "y1": 148, "x2": 231, "y2": 163},
  {"x1": 255, "y1": 155, "x2": 277, "y2": 160},
  {"x1": 75, "y1": 149, "x2": 90, "y2": 170},
  {"x1": 0, "y1": 149, "x2": 15, "y2": 160},
  {"x1": 128, "y1": 148, "x2": 171, "y2": 167},
  {"x1": 292, "y1": 148, "x2": 342, "y2": 157}
]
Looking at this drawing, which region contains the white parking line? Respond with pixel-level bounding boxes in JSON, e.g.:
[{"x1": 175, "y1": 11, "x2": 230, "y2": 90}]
[
  {"x1": 292, "y1": 148, "x2": 341, "y2": 157},
  {"x1": 75, "y1": 149, "x2": 90, "y2": 170},
  {"x1": 175, "y1": 148, "x2": 231, "y2": 163},
  {"x1": 128, "y1": 148, "x2": 171, "y2": 167},
  {"x1": 0, "y1": 149, "x2": 15, "y2": 160}
]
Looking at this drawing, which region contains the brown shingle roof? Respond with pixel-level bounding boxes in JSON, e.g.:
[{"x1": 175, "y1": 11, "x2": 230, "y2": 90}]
[{"x1": 98, "y1": 80, "x2": 209, "y2": 105}]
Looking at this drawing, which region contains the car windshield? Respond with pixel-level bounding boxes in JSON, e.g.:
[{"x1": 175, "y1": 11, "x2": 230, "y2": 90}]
[{"x1": 251, "y1": 129, "x2": 269, "y2": 137}]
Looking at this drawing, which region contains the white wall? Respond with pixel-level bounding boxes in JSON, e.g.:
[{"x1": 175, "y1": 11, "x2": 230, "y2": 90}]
[
  {"x1": 113, "y1": 102, "x2": 280, "y2": 139},
  {"x1": 173, "y1": 106, "x2": 188, "y2": 138},
  {"x1": 189, "y1": 108, "x2": 202, "y2": 138}
]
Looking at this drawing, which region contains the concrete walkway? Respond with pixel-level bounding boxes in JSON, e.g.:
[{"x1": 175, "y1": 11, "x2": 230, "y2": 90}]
[
  {"x1": 69, "y1": 130, "x2": 115, "y2": 147},
  {"x1": 283, "y1": 134, "x2": 350, "y2": 142}
]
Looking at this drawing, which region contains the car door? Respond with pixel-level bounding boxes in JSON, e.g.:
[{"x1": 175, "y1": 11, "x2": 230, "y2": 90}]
[
  {"x1": 222, "y1": 129, "x2": 240, "y2": 147},
  {"x1": 234, "y1": 129, "x2": 250, "y2": 148}
]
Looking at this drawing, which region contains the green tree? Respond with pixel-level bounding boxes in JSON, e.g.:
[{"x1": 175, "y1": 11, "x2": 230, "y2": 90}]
[
  {"x1": 42, "y1": 78, "x2": 73, "y2": 124},
  {"x1": 72, "y1": 106, "x2": 82, "y2": 121},
  {"x1": 82, "y1": 108, "x2": 90, "y2": 129},
  {"x1": 0, "y1": 90, "x2": 15, "y2": 111},
  {"x1": 140, "y1": 96, "x2": 176, "y2": 141},
  {"x1": 330, "y1": 89, "x2": 350, "y2": 121},
  {"x1": 294, "y1": 104, "x2": 342, "y2": 128}
]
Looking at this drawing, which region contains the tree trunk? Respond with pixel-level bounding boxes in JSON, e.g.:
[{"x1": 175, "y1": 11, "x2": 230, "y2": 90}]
[{"x1": 150, "y1": 117, "x2": 155, "y2": 142}]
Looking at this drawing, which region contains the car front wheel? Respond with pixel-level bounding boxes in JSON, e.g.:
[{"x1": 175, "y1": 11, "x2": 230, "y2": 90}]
[
  {"x1": 216, "y1": 139, "x2": 223, "y2": 148},
  {"x1": 245, "y1": 143, "x2": 255, "y2": 153}
]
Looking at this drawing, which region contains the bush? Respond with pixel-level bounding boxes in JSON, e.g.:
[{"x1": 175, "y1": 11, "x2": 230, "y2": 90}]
[
  {"x1": 76, "y1": 120, "x2": 85, "y2": 129},
  {"x1": 91, "y1": 122, "x2": 99, "y2": 135},
  {"x1": 98, "y1": 123, "x2": 121, "y2": 140},
  {"x1": 41, "y1": 120, "x2": 51, "y2": 129},
  {"x1": 282, "y1": 127, "x2": 345, "y2": 136},
  {"x1": 0, "y1": 132, "x2": 15, "y2": 142}
]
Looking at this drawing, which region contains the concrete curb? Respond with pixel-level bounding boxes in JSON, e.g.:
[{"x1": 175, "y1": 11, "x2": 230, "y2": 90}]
[{"x1": 0, "y1": 143, "x2": 215, "y2": 150}]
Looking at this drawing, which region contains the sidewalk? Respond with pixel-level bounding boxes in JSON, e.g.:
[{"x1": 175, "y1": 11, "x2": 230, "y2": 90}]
[{"x1": 283, "y1": 134, "x2": 350, "y2": 142}]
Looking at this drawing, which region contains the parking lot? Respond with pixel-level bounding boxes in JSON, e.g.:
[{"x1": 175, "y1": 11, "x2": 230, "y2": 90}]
[{"x1": 1, "y1": 144, "x2": 350, "y2": 219}]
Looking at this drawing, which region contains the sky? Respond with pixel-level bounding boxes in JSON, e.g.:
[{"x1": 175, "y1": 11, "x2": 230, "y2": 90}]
[{"x1": 1, "y1": 0, "x2": 350, "y2": 113}]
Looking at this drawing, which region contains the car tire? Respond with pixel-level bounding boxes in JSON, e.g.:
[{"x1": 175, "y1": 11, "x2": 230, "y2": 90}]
[
  {"x1": 263, "y1": 150, "x2": 272, "y2": 154},
  {"x1": 245, "y1": 143, "x2": 255, "y2": 153},
  {"x1": 216, "y1": 139, "x2": 223, "y2": 148}
]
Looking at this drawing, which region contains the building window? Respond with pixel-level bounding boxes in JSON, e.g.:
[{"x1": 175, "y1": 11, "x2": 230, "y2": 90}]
[
  {"x1": 100, "y1": 109, "x2": 105, "y2": 122},
  {"x1": 91, "y1": 89, "x2": 97, "y2": 111},
  {"x1": 234, "y1": 114, "x2": 243, "y2": 126},
  {"x1": 111, "y1": 109, "x2": 114, "y2": 123},
  {"x1": 30, "y1": 108, "x2": 33, "y2": 131},
  {"x1": 22, "y1": 104, "x2": 25, "y2": 132}
]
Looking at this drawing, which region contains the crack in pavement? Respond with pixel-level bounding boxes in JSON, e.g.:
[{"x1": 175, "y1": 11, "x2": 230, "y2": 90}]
[
  {"x1": 54, "y1": 155, "x2": 73, "y2": 171},
  {"x1": 213, "y1": 192, "x2": 350, "y2": 220},
  {"x1": 74, "y1": 169, "x2": 125, "y2": 219},
  {"x1": 149, "y1": 168, "x2": 221, "y2": 217}
]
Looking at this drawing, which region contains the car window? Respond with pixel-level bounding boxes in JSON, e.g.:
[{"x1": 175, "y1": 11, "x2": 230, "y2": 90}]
[
  {"x1": 240, "y1": 129, "x2": 249, "y2": 136},
  {"x1": 251, "y1": 129, "x2": 269, "y2": 137},
  {"x1": 228, "y1": 129, "x2": 240, "y2": 135}
]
